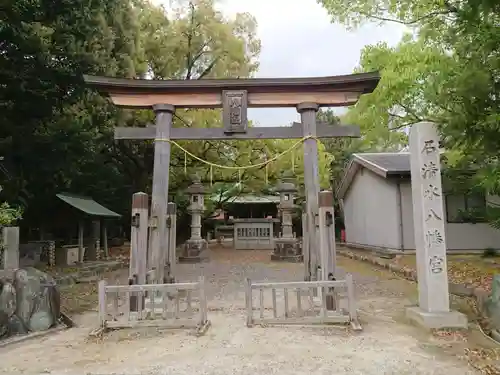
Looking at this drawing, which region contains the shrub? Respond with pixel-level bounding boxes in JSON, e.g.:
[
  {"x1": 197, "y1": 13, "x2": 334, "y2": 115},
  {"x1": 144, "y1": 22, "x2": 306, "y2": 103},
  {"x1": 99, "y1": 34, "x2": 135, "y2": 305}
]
[{"x1": 0, "y1": 202, "x2": 22, "y2": 227}]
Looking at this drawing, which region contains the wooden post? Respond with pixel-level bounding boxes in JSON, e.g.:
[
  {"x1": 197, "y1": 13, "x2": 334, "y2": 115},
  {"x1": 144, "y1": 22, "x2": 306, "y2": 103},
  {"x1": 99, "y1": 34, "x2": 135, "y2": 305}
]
[
  {"x1": 301, "y1": 203, "x2": 309, "y2": 280},
  {"x1": 318, "y1": 190, "x2": 337, "y2": 310},
  {"x1": 98, "y1": 280, "x2": 107, "y2": 328},
  {"x1": 167, "y1": 202, "x2": 177, "y2": 279},
  {"x1": 130, "y1": 192, "x2": 149, "y2": 285},
  {"x1": 149, "y1": 104, "x2": 175, "y2": 284},
  {"x1": 78, "y1": 220, "x2": 84, "y2": 263},
  {"x1": 102, "y1": 223, "x2": 109, "y2": 259},
  {"x1": 297, "y1": 102, "x2": 320, "y2": 281},
  {"x1": 245, "y1": 278, "x2": 253, "y2": 327},
  {"x1": 198, "y1": 276, "x2": 207, "y2": 324},
  {"x1": 318, "y1": 191, "x2": 336, "y2": 279}
]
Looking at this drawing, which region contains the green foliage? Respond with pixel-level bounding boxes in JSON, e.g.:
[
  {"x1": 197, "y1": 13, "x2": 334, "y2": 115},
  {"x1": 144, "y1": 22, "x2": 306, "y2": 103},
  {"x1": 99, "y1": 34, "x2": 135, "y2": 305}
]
[
  {"x1": 2, "y1": 0, "x2": 333, "y2": 238},
  {"x1": 1, "y1": 0, "x2": 147, "y2": 227},
  {"x1": 317, "y1": 107, "x2": 406, "y2": 193},
  {"x1": 318, "y1": 0, "x2": 499, "y2": 227},
  {"x1": 0, "y1": 202, "x2": 23, "y2": 227}
]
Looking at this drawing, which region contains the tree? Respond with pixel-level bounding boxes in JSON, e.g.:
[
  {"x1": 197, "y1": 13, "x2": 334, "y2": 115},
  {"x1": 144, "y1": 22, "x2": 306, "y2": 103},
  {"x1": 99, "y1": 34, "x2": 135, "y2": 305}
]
[
  {"x1": 0, "y1": 0, "x2": 264, "y2": 232},
  {"x1": 317, "y1": 0, "x2": 499, "y2": 147},
  {"x1": 118, "y1": 0, "x2": 333, "y2": 206},
  {"x1": 0, "y1": 1, "x2": 149, "y2": 235},
  {"x1": 317, "y1": 0, "x2": 499, "y2": 222},
  {"x1": 0, "y1": 0, "x2": 341, "y2": 241},
  {"x1": 122, "y1": 0, "x2": 266, "y2": 202},
  {"x1": 317, "y1": 106, "x2": 406, "y2": 193}
]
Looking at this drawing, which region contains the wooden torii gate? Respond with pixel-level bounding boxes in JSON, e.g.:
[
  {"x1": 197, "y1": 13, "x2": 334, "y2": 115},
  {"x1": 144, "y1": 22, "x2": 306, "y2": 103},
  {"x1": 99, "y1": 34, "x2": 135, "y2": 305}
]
[{"x1": 84, "y1": 72, "x2": 380, "y2": 283}]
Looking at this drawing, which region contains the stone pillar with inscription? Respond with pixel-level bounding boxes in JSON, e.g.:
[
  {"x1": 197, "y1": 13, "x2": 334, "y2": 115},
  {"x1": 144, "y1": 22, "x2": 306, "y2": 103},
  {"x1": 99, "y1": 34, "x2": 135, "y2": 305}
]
[
  {"x1": 406, "y1": 122, "x2": 467, "y2": 329},
  {"x1": 179, "y1": 174, "x2": 208, "y2": 263}
]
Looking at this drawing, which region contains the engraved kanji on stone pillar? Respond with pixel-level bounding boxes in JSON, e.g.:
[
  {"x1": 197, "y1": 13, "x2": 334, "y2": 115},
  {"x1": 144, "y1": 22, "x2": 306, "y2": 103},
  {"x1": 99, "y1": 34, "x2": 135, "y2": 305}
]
[
  {"x1": 271, "y1": 173, "x2": 303, "y2": 263},
  {"x1": 180, "y1": 174, "x2": 208, "y2": 263},
  {"x1": 406, "y1": 122, "x2": 467, "y2": 329}
]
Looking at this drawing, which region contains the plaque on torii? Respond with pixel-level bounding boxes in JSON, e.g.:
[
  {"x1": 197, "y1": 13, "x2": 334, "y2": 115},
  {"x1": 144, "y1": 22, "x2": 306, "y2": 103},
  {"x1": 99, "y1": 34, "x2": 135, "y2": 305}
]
[
  {"x1": 223, "y1": 90, "x2": 248, "y2": 134},
  {"x1": 83, "y1": 72, "x2": 380, "y2": 283}
]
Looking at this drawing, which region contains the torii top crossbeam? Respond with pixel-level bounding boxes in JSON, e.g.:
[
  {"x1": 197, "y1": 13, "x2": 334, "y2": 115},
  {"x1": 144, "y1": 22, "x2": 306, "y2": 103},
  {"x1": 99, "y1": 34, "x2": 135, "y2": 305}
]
[{"x1": 83, "y1": 72, "x2": 380, "y2": 109}]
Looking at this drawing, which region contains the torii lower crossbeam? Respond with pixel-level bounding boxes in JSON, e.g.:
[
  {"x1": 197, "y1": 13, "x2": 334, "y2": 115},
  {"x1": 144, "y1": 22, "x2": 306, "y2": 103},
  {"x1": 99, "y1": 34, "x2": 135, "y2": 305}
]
[{"x1": 114, "y1": 122, "x2": 360, "y2": 140}]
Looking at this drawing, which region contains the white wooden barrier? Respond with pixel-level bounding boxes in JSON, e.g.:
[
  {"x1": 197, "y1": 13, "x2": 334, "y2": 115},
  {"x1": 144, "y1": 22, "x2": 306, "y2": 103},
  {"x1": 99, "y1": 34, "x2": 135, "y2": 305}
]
[
  {"x1": 233, "y1": 218, "x2": 276, "y2": 250},
  {"x1": 97, "y1": 276, "x2": 210, "y2": 335},
  {"x1": 245, "y1": 274, "x2": 361, "y2": 330}
]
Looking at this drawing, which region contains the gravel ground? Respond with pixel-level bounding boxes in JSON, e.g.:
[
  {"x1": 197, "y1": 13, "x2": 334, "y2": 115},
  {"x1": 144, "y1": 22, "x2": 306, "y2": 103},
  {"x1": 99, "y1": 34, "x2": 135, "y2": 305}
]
[{"x1": 0, "y1": 246, "x2": 479, "y2": 375}]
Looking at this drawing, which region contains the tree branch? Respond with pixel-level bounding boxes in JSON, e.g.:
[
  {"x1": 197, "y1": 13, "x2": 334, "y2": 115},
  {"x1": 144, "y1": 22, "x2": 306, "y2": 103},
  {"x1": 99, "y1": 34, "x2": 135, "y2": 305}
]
[
  {"x1": 197, "y1": 56, "x2": 220, "y2": 79},
  {"x1": 358, "y1": 9, "x2": 456, "y2": 25},
  {"x1": 185, "y1": 1, "x2": 196, "y2": 80}
]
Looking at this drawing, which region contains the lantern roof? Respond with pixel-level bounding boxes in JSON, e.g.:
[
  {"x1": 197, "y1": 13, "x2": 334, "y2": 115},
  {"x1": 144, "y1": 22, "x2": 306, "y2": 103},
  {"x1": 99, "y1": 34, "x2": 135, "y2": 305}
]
[{"x1": 186, "y1": 174, "x2": 205, "y2": 194}]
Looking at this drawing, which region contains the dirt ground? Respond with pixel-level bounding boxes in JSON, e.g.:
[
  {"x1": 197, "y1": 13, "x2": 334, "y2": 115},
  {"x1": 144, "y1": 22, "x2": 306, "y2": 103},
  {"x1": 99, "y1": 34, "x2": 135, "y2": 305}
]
[
  {"x1": 345, "y1": 248, "x2": 500, "y2": 292},
  {"x1": 0, "y1": 247, "x2": 493, "y2": 375}
]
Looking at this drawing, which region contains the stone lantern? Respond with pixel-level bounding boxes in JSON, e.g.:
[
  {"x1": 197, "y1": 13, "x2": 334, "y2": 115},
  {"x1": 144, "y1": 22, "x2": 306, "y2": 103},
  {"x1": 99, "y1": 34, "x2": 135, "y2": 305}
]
[
  {"x1": 179, "y1": 174, "x2": 208, "y2": 263},
  {"x1": 271, "y1": 174, "x2": 303, "y2": 262}
]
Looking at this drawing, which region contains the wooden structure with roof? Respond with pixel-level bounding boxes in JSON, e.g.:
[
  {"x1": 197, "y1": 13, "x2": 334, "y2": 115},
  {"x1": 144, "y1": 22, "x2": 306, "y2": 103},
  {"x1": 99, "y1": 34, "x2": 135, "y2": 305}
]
[
  {"x1": 84, "y1": 71, "x2": 380, "y2": 282},
  {"x1": 52, "y1": 193, "x2": 121, "y2": 263},
  {"x1": 337, "y1": 152, "x2": 500, "y2": 252}
]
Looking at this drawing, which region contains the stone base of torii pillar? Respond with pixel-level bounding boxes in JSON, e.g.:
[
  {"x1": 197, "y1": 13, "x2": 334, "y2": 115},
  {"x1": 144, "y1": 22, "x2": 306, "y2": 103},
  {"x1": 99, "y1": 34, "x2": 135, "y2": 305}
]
[{"x1": 405, "y1": 122, "x2": 467, "y2": 330}]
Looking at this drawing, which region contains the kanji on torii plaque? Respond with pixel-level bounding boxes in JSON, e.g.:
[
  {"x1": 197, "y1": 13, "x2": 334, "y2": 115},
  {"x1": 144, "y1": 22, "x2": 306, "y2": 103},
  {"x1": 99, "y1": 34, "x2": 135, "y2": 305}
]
[{"x1": 83, "y1": 72, "x2": 380, "y2": 283}]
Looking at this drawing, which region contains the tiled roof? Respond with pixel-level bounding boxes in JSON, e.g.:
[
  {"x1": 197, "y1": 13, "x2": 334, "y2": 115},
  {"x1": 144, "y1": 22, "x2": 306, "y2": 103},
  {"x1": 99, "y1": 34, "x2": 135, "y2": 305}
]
[
  {"x1": 56, "y1": 193, "x2": 121, "y2": 218},
  {"x1": 355, "y1": 153, "x2": 410, "y2": 174}
]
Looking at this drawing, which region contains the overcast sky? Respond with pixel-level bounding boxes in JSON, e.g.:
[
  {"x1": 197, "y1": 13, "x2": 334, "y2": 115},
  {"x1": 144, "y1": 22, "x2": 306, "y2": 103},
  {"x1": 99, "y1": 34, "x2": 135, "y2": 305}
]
[{"x1": 157, "y1": 0, "x2": 406, "y2": 126}]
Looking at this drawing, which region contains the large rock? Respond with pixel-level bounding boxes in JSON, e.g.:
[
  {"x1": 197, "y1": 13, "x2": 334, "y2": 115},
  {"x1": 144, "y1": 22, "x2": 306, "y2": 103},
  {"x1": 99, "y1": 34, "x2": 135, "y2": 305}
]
[
  {"x1": 0, "y1": 267, "x2": 61, "y2": 339},
  {"x1": 14, "y1": 268, "x2": 60, "y2": 332},
  {"x1": 0, "y1": 280, "x2": 16, "y2": 317},
  {"x1": 8, "y1": 314, "x2": 28, "y2": 335},
  {"x1": 29, "y1": 283, "x2": 60, "y2": 332},
  {"x1": 0, "y1": 279, "x2": 17, "y2": 338},
  {"x1": 0, "y1": 310, "x2": 8, "y2": 338}
]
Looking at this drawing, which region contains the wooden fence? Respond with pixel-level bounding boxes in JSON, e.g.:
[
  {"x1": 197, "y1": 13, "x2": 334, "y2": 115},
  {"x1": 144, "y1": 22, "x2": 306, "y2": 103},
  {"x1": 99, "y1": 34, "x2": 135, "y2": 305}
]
[
  {"x1": 233, "y1": 219, "x2": 276, "y2": 250},
  {"x1": 245, "y1": 274, "x2": 360, "y2": 330},
  {"x1": 97, "y1": 276, "x2": 210, "y2": 335}
]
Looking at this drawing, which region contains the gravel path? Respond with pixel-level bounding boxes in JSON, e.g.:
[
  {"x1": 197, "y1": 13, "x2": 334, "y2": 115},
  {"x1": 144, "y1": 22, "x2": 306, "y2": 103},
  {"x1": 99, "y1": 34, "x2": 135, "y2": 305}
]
[{"x1": 0, "y1": 247, "x2": 478, "y2": 375}]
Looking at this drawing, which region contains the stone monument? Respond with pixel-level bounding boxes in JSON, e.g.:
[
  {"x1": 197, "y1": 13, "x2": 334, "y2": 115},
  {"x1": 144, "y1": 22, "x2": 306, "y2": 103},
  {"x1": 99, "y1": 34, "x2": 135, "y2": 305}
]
[
  {"x1": 1, "y1": 227, "x2": 20, "y2": 270},
  {"x1": 405, "y1": 122, "x2": 467, "y2": 329},
  {"x1": 0, "y1": 267, "x2": 61, "y2": 339},
  {"x1": 179, "y1": 175, "x2": 208, "y2": 263},
  {"x1": 271, "y1": 175, "x2": 303, "y2": 262}
]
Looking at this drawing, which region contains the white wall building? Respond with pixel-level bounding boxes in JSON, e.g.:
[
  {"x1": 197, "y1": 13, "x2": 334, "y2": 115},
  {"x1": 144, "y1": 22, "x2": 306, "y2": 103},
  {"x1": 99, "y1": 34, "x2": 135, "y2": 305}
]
[{"x1": 337, "y1": 152, "x2": 500, "y2": 252}]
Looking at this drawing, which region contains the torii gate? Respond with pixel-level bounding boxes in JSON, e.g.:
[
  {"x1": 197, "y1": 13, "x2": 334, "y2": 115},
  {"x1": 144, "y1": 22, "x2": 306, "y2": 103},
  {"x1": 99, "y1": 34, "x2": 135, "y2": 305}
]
[{"x1": 84, "y1": 72, "x2": 380, "y2": 283}]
